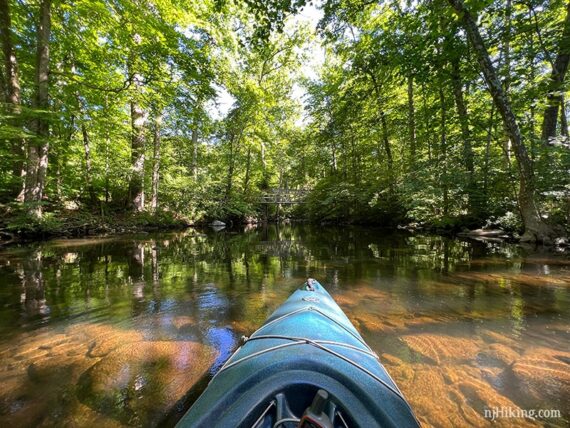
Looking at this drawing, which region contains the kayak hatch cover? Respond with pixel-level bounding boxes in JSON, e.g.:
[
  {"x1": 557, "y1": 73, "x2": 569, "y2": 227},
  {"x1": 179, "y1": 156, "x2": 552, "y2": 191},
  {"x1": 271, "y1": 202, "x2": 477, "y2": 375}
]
[{"x1": 176, "y1": 279, "x2": 420, "y2": 428}]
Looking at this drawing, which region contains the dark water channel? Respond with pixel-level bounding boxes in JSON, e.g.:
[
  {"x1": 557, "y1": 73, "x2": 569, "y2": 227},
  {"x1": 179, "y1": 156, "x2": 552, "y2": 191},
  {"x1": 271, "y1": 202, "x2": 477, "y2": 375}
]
[{"x1": 0, "y1": 225, "x2": 568, "y2": 427}]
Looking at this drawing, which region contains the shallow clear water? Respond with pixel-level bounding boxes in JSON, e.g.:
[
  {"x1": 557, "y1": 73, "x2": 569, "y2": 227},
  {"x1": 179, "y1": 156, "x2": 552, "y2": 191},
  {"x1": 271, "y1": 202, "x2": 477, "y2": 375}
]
[{"x1": 0, "y1": 225, "x2": 568, "y2": 427}]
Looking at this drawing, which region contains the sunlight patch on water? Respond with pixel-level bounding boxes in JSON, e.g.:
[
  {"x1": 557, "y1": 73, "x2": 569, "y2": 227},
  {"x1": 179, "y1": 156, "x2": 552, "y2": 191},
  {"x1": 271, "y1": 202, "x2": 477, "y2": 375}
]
[{"x1": 0, "y1": 226, "x2": 568, "y2": 426}]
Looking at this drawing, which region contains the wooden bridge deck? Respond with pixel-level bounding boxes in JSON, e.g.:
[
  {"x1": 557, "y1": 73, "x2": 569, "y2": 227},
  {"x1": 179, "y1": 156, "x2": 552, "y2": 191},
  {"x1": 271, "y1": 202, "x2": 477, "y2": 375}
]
[{"x1": 259, "y1": 189, "x2": 309, "y2": 204}]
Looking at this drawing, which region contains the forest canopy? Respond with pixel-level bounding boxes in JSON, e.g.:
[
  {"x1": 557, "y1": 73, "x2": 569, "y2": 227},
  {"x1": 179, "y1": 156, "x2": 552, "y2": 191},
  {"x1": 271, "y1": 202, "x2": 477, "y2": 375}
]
[{"x1": 0, "y1": 0, "x2": 569, "y2": 243}]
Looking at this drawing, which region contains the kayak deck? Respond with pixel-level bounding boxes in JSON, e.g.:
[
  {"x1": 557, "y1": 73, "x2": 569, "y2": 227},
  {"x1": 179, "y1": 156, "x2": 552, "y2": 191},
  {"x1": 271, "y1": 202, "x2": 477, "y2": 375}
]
[{"x1": 177, "y1": 279, "x2": 419, "y2": 428}]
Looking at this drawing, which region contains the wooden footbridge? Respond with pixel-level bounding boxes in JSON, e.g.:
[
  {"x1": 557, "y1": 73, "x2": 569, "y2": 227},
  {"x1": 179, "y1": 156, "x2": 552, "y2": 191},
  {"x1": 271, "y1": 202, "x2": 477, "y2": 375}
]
[{"x1": 259, "y1": 189, "x2": 309, "y2": 205}]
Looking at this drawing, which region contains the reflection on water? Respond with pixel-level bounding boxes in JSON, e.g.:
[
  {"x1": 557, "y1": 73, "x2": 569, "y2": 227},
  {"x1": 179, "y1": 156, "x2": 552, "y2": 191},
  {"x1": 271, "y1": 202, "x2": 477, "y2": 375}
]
[{"x1": 0, "y1": 225, "x2": 568, "y2": 427}]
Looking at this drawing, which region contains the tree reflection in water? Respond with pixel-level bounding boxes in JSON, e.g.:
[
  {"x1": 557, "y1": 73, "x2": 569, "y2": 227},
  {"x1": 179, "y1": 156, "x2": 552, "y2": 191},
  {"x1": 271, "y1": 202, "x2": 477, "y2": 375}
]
[{"x1": 0, "y1": 225, "x2": 568, "y2": 426}]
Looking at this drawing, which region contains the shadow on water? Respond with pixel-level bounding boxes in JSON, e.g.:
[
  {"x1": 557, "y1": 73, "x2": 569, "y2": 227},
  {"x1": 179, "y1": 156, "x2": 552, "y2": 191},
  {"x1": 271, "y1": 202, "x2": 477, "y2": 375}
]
[
  {"x1": 0, "y1": 225, "x2": 568, "y2": 426},
  {"x1": 159, "y1": 369, "x2": 214, "y2": 427}
]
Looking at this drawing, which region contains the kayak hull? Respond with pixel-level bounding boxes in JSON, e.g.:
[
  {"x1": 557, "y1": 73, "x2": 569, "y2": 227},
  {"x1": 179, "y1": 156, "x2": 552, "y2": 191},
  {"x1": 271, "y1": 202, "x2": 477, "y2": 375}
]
[{"x1": 177, "y1": 280, "x2": 419, "y2": 428}]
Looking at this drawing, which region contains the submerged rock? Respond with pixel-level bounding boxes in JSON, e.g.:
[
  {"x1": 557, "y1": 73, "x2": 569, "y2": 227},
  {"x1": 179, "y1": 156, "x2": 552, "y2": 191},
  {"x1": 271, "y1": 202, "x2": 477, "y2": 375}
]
[
  {"x1": 67, "y1": 323, "x2": 145, "y2": 358},
  {"x1": 170, "y1": 315, "x2": 196, "y2": 331},
  {"x1": 402, "y1": 334, "x2": 481, "y2": 364},
  {"x1": 511, "y1": 347, "x2": 570, "y2": 405},
  {"x1": 349, "y1": 313, "x2": 396, "y2": 334},
  {"x1": 387, "y1": 360, "x2": 540, "y2": 428},
  {"x1": 77, "y1": 340, "x2": 217, "y2": 426},
  {"x1": 334, "y1": 286, "x2": 391, "y2": 307},
  {"x1": 477, "y1": 343, "x2": 521, "y2": 367}
]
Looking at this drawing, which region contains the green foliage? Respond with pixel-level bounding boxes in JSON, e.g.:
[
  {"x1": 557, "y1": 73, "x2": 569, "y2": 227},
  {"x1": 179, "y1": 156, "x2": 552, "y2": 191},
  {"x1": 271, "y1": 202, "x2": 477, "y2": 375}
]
[
  {"x1": 6, "y1": 211, "x2": 63, "y2": 235},
  {"x1": 486, "y1": 211, "x2": 524, "y2": 235},
  {"x1": 301, "y1": 176, "x2": 405, "y2": 226},
  {"x1": 1, "y1": 0, "x2": 569, "y2": 236},
  {"x1": 288, "y1": 0, "x2": 570, "y2": 231}
]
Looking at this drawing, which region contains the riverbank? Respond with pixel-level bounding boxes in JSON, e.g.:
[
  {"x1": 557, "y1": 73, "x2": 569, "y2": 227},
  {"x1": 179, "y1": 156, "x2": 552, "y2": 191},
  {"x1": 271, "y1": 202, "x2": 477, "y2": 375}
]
[
  {"x1": 1, "y1": 207, "x2": 567, "y2": 251},
  {"x1": 0, "y1": 209, "x2": 191, "y2": 246}
]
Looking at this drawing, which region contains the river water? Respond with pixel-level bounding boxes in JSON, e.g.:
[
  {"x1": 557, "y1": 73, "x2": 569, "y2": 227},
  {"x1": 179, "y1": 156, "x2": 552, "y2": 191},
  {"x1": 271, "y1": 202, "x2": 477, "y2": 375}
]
[{"x1": 0, "y1": 225, "x2": 568, "y2": 427}]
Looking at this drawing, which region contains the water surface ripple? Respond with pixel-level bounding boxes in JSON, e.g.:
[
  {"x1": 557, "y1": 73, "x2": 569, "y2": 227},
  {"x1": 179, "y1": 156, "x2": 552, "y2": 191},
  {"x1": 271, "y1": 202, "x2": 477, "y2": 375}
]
[{"x1": 0, "y1": 225, "x2": 568, "y2": 427}]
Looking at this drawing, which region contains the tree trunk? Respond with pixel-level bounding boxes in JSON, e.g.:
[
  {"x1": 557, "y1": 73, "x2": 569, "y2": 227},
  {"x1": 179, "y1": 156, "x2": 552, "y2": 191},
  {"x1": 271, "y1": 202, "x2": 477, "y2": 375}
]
[
  {"x1": 451, "y1": 56, "x2": 477, "y2": 217},
  {"x1": 0, "y1": 51, "x2": 5, "y2": 100},
  {"x1": 225, "y1": 130, "x2": 238, "y2": 199},
  {"x1": 380, "y1": 110, "x2": 393, "y2": 168},
  {"x1": 448, "y1": 0, "x2": 557, "y2": 242},
  {"x1": 501, "y1": 0, "x2": 514, "y2": 164},
  {"x1": 127, "y1": 30, "x2": 146, "y2": 212},
  {"x1": 260, "y1": 140, "x2": 267, "y2": 172},
  {"x1": 104, "y1": 133, "x2": 110, "y2": 206},
  {"x1": 560, "y1": 98, "x2": 569, "y2": 137},
  {"x1": 331, "y1": 141, "x2": 337, "y2": 173},
  {"x1": 541, "y1": 2, "x2": 570, "y2": 144},
  {"x1": 129, "y1": 98, "x2": 146, "y2": 211},
  {"x1": 0, "y1": 0, "x2": 26, "y2": 200},
  {"x1": 243, "y1": 146, "x2": 251, "y2": 192},
  {"x1": 421, "y1": 82, "x2": 432, "y2": 161},
  {"x1": 439, "y1": 88, "x2": 448, "y2": 217},
  {"x1": 150, "y1": 113, "x2": 161, "y2": 213},
  {"x1": 75, "y1": 88, "x2": 95, "y2": 207},
  {"x1": 483, "y1": 106, "x2": 495, "y2": 205},
  {"x1": 502, "y1": 0, "x2": 513, "y2": 91},
  {"x1": 527, "y1": 12, "x2": 538, "y2": 160},
  {"x1": 407, "y1": 75, "x2": 417, "y2": 164},
  {"x1": 55, "y1": 152, "x2": 62, "y2": 201},
  {"x1": 81, "y1": 124, "x2": 97, "y2": 206},
  {"x1": 24, "y1": 0, "x2": 51, "y2": 218},
  {"x1": 369, "y1": 72, "x2": 395, "y2": 189},
  {"x1": 191, "y1": 126, "x2": 198, "y2": 180}
]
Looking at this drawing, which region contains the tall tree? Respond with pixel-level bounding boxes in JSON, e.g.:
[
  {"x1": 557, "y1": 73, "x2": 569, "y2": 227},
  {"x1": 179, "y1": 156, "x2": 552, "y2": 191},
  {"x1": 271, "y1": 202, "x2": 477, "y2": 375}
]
[
  {"x1": 450, "y1": 55, "x2": 477, "y2": 217},
  {"x1": 447, "y1": 0, "x2": 558, "y2": 242},
  {"x1": 407, "y1": 75, "x2": 416, "y2": 163},
  {"x1": 439, "y1": 87, "x2": 448, "y2": 216},
  {"x1": 192, "y1": 127, "x2": 199, "y2": 181},
  {"x1": 129, "y1": 93, "x2": 147, "y2": 212},
  {"x1": 128, "y1": 31, "x2": 146, "y2": 212},
  {"x1": 0, "y1": 0, "x2": 25, "y2": 199},
  {"x1": 24, "y1": 0, "x2": 51, "y2": 218},
  {"x1": 81, "y1": 123, "x2": 96, "y2": 207},
  {"x1": 150, "y1": 112, "x2": 162, "y2": 213},
  {"x1": 541, "y1": 2, "x2": 570, "y2": 143}
]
